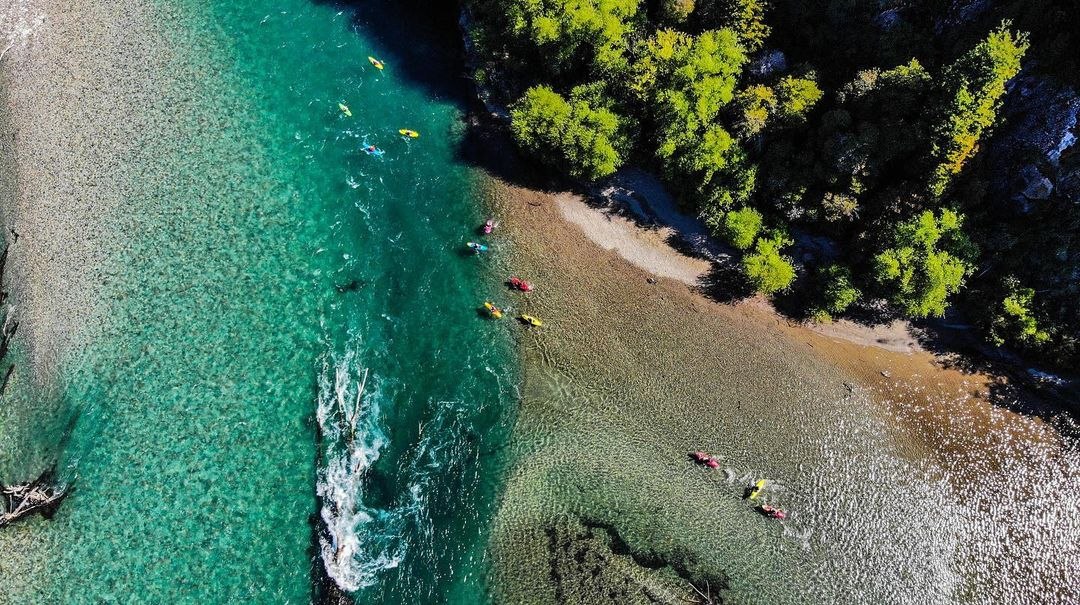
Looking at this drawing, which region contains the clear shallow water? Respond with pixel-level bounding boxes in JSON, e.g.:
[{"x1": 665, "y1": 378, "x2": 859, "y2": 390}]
[
  {"x1": 488, "y1": 189, "x2": 1080, "y2": 605},
  {"x1": 0, "y1": 0, "x2": 513, "y2": 601}
]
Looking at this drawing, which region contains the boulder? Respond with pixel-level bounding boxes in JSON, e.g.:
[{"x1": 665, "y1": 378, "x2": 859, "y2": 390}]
[
  {"x1": 748, "y1": 50, "x2": 787, "y2": 78},
  {"x1": 1019, "y1": 165, "x2": 1054, "y2": 200},
  {"x1": 873, "y1": 8, "x2": 902, "y2": 31}
]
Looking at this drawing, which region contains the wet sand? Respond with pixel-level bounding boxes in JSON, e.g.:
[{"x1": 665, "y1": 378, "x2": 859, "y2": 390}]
[{"x1": 483, "y1": 168, "x2": 1079, "y2": 603}]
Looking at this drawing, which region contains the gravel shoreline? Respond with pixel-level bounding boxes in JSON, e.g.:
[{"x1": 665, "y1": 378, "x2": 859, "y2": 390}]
[
  {"x1": 0, "y1": 0, "x2": 169, "y2": 595},
  {"x1": 0, "y1": 0, "x2": 168, "y2": 383}
]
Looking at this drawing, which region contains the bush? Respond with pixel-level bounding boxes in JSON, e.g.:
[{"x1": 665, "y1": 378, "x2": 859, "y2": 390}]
[
  {"x1": 989, "y1": 277, "x2": 1049, "y2": 347},
  {"x1": 720, "y1": 207, "x2": 762, "y2": 250},
  {"x1": 742, "y1": 233, "x2": 796, "y2": 294},
  {"x1": 818, "y1": 264, "x2": 860, "y2": 315},
  {"x1": 873, "y1": 209, "x2": 976, "y2": 318}
]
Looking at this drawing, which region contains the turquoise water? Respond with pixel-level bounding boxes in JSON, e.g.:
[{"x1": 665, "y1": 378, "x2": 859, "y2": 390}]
[{"x1": 1, "y1": 0, "x2": 514, "y2": 601}]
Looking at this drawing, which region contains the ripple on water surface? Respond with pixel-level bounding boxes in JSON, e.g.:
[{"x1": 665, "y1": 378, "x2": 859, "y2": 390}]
[
  {"x1": 488, "y1": 181, "x2": 1080, "y2": 605},
  {"x1": 3, "y1": 0, "x2": 516, "y2": 601}
]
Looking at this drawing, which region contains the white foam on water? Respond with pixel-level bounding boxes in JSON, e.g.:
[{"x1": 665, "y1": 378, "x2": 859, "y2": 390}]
[
  {"x1": 315, "y1": 339, "x2": 474, "y2": 594},
  {"x1": 316, "y1": 343, "x2": 399, "y2": 592}
]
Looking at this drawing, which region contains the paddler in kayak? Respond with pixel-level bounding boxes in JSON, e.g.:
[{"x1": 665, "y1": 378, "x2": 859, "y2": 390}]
[
  {"x1": 508, "y1": 276, "x2": 534, "y2": 292},
  {"x1": 483, "y1": 217, "x2": 498, "y2": 234},
  {"x1": 466, "y1": 241, "x2": 488, "y2": 254},
  {"x1": 483, "y1": 302, "x2": 504, "y2": 319},
  {"x1": 368, "y1": 56, "x2": 385, "y2": 70},
  {"x1": 338, "y1": 102, "x2": 352, "y2": 117},
  {"x1": 747, "y1": 479, "x2": 767, "y2": 500},
  {"x1": 689, "y1": 451, "x2": 720, "y2": 469},
  {"x1": 363, "y1": 144, "x2": 385, "y2": 157},
  {"x1": 399, "y1": 129, "x2": 419, "y2": 138},
  {"x1": 758, "y1": 503, "x2": 787, "y2": 519}
]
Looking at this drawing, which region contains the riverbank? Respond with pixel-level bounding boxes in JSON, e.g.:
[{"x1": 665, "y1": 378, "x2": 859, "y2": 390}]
[
  {"x1": 0, "y1": 0, "x2": 140, "y2": 384},
  {"x1": 479, "y1": 128, "x2": 1079, "y2": 602},
  {"x1": 0, "y1": 0, "x2": 153, "y2": 595}
]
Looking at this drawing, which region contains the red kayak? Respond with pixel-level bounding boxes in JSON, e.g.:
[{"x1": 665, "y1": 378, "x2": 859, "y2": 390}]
[
  {"x1": 508, "y1": 276, "x2": 534, "y2": 292},
  {"x1": 759, "y1": 504, "x2": 787, "y2": 519},
  {"x1": 689, "y1": 451, "x2": 720, "y2": 469}
]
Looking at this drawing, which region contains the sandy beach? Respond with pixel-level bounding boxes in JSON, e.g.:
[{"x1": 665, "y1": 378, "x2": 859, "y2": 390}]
[{"x1": 481, "y1": 151, "x2": 1079, "y2": 602}]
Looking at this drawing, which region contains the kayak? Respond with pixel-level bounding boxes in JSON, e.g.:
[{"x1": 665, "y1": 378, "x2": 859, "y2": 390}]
[
  {"x1": 508, "y1": 276, "x2": 534, "y2": 292},
  {"x1": 368, "y1": 56, "x2": 384, "y2": 70},
  {"x1": 690, "y1": 451, "x2": 720, "y2": 469},
  {"x1": 748, "y1": 479, "x2": 766, "y2": 500},
  {"x1": 484, "y1": 302, "x2": 503, "y2": 319},
  {"x1": 759, "y1": 504, "x2": 787, "y2": 520},
  {"x1": 338, "y1": 103, "x2": 352, "y2": 117},
  {"x1": 399, "y1": 129, "x2": 419, "y2": 138},
  {"x1": 466, "y1": 241, "x2": 488, "y2": 253},
  {"x1": 519, "y1": 314, "x2": 542, "y2": 327}
]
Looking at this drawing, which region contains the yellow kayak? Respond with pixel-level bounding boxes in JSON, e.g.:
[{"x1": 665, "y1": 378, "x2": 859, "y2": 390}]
[
  {"x1": 398, "y1": 129, "x2": 420, "y2": 138},
  {"x1": 520, "y1": 314, "x2": 543, "y2": 327},
  {"x1": 748, "y1": 479, "x2": 766, "y2": 500},
  {"x1": 338, "y1": 103, "x2": 352, "y2": 117},
  {"x1": 484, "y1": 302, "x2": 503, "y2": 319},
  {"x1": 368, "y1": 56, "x2": 384, "y2": 70}
]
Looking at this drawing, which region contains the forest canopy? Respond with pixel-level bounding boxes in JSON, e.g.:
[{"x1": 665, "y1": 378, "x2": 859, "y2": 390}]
[{"x1": 466, "y1": 0, "x2": 1080, "y2": 371}]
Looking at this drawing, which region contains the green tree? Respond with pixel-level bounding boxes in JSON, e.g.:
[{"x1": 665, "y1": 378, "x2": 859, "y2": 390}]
[
  {"x1": 660, "y1": 0, "x2": 696, "y2": 23},
  {"x1": 505, "y1": 0, "x2": 641, "y2": 76},
  {"x1": 510, "y1": 85, "x2": 630, "y2": 181},
  {"x1": 630, "y1": 29, "x2": 749, "y2": 209},
  {"x1": 873, "y1": 209, "x2": 976, "y2": 318},
  {"x1": 719, "y1": 206, "x2": 762, "y2": 249},
  {"x1": 927, "y1": 24, "x2": 1028, "y2": 197},
  {"x1": 743, "y1": 232, "x2": 796, "y2": 294},
  {"x1": 733, "y1": 84, "x2": 776, "y2": 138},
  {"x1": 774, "y1": 75, "x2": 823, "y2": 123},
  {"x1": 695, "y1": 0, "x2": 770, "y2": 51},
  {"x1": 989, "y1": 277, "x2": 1049, "y2": 347}
]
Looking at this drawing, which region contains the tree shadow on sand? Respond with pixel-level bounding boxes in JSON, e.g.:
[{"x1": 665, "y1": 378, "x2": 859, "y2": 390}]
[{"x1": 693, "y1": 262, "x2": 756, "y2": 305}]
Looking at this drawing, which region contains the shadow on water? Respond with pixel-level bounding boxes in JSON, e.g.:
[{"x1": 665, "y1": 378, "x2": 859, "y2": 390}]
[{"x1": 312, "y1": 0, "x2": 471, "y2": 107}]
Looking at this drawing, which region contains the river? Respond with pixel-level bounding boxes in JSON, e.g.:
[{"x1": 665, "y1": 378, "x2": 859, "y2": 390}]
[
  {"x1": 0, "y1": 0, "x2": 1077, "y2": 604},
  {"x1": 0, "y1": 0, "x2": 514, "y2": 601}
]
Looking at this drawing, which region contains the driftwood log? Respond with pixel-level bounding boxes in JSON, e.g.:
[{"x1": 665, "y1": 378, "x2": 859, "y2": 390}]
[{"x1": 0, "y1": 469, "x2": 70, "y2": 529}]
